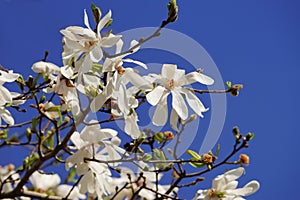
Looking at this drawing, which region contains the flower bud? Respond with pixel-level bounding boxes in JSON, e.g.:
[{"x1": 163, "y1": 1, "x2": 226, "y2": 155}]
[
  {"x1": 202, "y1": 154, "x2": 214, "y2": 164},
  {"x1": 164, "y1": 131, "x2": 174, "y2": 140},
  {"x1": 240, "y1": 154, "x2": 250, "y2": 166}
]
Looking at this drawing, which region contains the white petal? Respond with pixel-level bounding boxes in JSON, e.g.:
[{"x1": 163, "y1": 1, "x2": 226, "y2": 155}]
[
  {"x1": 90, "y1": 43, "x2": 103, "y2": 62},
  {"x1": 117, "y1": 83, "x2": 129, "y2": 114},
  {"x1": 84, "y1": 9, "x2": 92, "y2": 30},
  {"x1": 29, "y1": 171, "x2": 60, "y2": 191},
  {"x1": 129, "y1": 39, "x2": 140, "y2": 53},
  {"x1": 227, "y1": 187, "x2": 253, "y2": 196},
  {"x1": 31, "y1": 61, "x2": 60, "y2": 74},
  {"x1": 170, "y1": 109, "x2": 179, "y2": 131},
  {"x1": 115, "y1": 38, "x2": 124, "y2": 54},
  {"x1": 152, "y1": 93, "x2": 169, "y2": 126},
  {"x1": 123, "y1": 70, "x2": 151, "y2": 90},
  {"x1": 0, "y1": 107, "x2": 14, "y2": 125},
  {"x1": 101, "y1": 35, "x2": 121, "y2": 48},
  {"x1": 0, "y1": 70, "x2": 19, "y2": 83},
  {"x1": 125, "y1": 114, "x2": 140, "y2": 139},
  {"x1": 97, "y1": 10, "x2": 112, "y2": 35},
  {"x1": 224, "y1": 167, "x2": 245, "y2": 182},
  {"x1": 0, "y1": 85, "x2": 12, "y2": 105},
  {"x1": 242, "y1": 180, "x2": 260, "y2": 196},
  {"x1": 171, "y1": 89, "x2": 188, "y2": 120},
  {"x1": 185, "y1": 72, "x2": 214, "y2": 85},
  {"x1": 182, "y1": 88, "x2": 208, "y2": 117},
  {"x1": 61, "y1": 65, "x2": 74, "y2": 79},
  {"x1": 57, "y1": 184, "x2": 86, "y2": 200},
  {"x1": 146, "y1": 86, "x2": 165, "y2": 106},
  {"x1": 161, "y1": 64, "x2": 177, "y2": 79},
  {"x1": 123, "y1": 58, "x2": 148, "y2": 69},
  {"x1": 70, "y1": 132, "x2": 87, "y2": 149}
]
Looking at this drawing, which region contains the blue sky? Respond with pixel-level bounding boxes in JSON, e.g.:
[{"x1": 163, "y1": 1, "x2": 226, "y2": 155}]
[{"x1": 0, "y1": 0, "x2": 299, "y2": 199}]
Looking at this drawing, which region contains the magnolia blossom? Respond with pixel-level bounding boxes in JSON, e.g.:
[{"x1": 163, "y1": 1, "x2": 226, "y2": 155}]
[
  {"x1": 65, "y1": 120, "x2": 126, "y2": 198},
  {"x1": 0, "y1": 70, "x2": 20, "y2": 126},
  {"x1": 0, "y1": 164, "x2": 20, "y2": 194},
  {"x1": 146, "y1": 64, "x2": 214, "y2": 126},
  {"x1": 111, "y1": 167, "x2": 175, "y2": 200},
  {"x1": 193, "y1": 167, "x2": 260, "y2": 200},
  {"x1": 0, "y1": 70, "x2": 19, "y2": 106},
  {"x1": 102, "y1": 36, "x2": 146, "y2": 72},
  {"x1": 31, "y1": 61, "x2": 80, "y2": 116},
  {"x1": 56, "y1": 184, "x2": 86, "y2": 200},
  {"x1": 60, "y1": 9, "x2": 121, "y2": 74},
  {"x1": 29, "y1": 171, "x2": 60, "y2": 192}
]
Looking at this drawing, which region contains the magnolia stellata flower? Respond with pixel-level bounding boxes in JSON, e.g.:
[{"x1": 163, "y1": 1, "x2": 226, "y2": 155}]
[
  {"x1": 31, "y1": 61, "x2": 80, "y2": 116},
  {"x1": 193, "y1": 167, "x2": 260, "y2": 200},
  {"x1": 146, "y1": 64, "x2": 214, "y2": 127},
  {"x1": 0, "y1": 69, "x2": 19, "y2": 106},
  {"x1": 0, "y1": 164, "x2": 20, "y2": 194},
  {"x1": 29, "y1": 171, "x2": 61, "y2": 192},
  {"x1": 111, "y1": 167, "x2": 175, "y2": 200},
  {"x1": 56, "y1": 184, "x2": 86, "y2": 200},
  {"x1": 60, "y1": 9, "x2": 121, "y2": 74}
]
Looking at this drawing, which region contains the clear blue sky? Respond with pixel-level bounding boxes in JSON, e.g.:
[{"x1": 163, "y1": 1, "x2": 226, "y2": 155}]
[{"x1": 0, "y1": 0, "x2": 299, "y2": 199}]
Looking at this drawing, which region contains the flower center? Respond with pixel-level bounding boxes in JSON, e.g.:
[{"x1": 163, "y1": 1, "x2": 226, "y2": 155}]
[
  {"x1": 208, "y1": 189, "x2": 217, "y2": 198},
  {"x1": 165, "y1": 79, "x2": 176, "y2": 91}
]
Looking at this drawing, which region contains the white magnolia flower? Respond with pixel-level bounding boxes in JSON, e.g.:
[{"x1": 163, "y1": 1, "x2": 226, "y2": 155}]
[
  {"x1": 111, "y1": 167, "x2": 175, "y2": 200},
  {"x1": 31, "y1": 61, "x2": 80, "y2": 116},
  {"x1": 56, "y1": 184, "x2": 86, "y2": 200},
  {"x1": 66, "y1": 120, "x2": 124, "y2": 171},
  {"x1": 193, "y1": 167, "x2": 260, "y2": 200},
  {"x1": 0, "y1": 164, "x2": 20, "y2": 194},
  {"x1": 103, "y1": 37, "x2": 146, "y2": 72},
  {"x1": 29, "y1": 171, "x2": 60, "y2": 192},
  {"x1": 146, "y1": 64, "x2": 214, "y2": 126},
  {"x1": 61, "y1": 9, "x2": 121, "y2": 74},
  {"x1": 0, "y1": 106, "x2": 14, "y2": 126},
  {"x1": 0, "y1": 70, "x2": 19, "y2": 106}
]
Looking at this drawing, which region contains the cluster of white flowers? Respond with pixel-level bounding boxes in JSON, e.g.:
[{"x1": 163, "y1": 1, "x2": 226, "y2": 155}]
[{"x1": 0, "y1": 6, "x2": 260, "y2": 200}]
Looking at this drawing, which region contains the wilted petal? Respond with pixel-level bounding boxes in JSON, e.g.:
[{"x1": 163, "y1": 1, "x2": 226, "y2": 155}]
[{"x1": 146, "y1": 86, "x2": 165, "y2": 106}]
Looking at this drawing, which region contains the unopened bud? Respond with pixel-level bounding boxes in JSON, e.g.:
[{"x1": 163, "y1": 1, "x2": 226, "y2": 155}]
[
  {"x1": 167, "y1": 0, "x2": 178, "y2": 23},
  {"x1": 202, "y1": 154, "x2": 214, "y2": 164},
  {"x1": 164, "y1": 131, "x2": 174, "y2": 140},
  {"x1": 230, "y1": 84, "x2": 243, "y2": 96},
  {"x1": 7, "y1": 164, "x2": 15, "y2": 171},
  {"x1": 239, "y1": 154, "x2": 250, "y2": 166}
]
